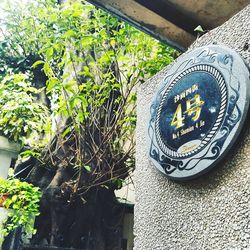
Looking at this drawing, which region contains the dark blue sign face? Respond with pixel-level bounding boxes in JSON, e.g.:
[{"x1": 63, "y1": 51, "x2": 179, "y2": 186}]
[
  {"x1": 148, "y1": 45, "x2": 250, "y2": 180},
  {"x1": 157, "y1": 67, "x2": 224, "y2": 157}
]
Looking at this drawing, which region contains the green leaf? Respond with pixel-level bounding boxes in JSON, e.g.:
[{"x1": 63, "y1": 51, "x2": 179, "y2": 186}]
[
  {"x1": 31, "y1": 60, "x2": 44, "y2": 68},
  {"x1": 194, "y1": 25, "x2": 204, "y2": 33},
  {"x1": 45, "y1": 47, "x2": 54, "y2": 60},
  {"x1": 64, "y1": 30, "x2": 76, "y2": 38},
  {"x1": 84, "y1": 165, "x2": 91, "y2": 172},
  {"x1": 62, "y1": 127, "x2": 71, "y2": 138},
  {"x1": 46, "y1": 78, "x2": 59, "y2": 93}
]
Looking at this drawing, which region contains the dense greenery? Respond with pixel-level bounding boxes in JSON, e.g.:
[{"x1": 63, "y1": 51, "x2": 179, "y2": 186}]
[
  {"x1": 0, "y1": 73, "x2": 49, "y2": 144},
  {"x1": 0, "y1": 0, "x2": 175, "y2": 248},
  {"x1": 0, "y1": 170, "x2": 41, "y2": 241},
  {"x1": 1, "y1": 0, "x2": 174, "y2": 188}
]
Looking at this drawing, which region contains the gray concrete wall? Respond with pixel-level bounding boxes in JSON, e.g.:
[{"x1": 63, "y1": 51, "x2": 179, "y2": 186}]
[{"x1": 134, "y1": 5, "x2": 250, "y2": 250}]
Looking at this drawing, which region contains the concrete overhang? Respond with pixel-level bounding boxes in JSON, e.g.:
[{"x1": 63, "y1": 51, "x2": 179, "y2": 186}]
[{"x1": 86, "y1": 0, "x2": 250, "y2": 51}]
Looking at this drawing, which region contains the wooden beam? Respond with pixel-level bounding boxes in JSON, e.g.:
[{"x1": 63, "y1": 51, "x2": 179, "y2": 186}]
[{"x1": 86, "y1": 0, "x2": 195, "y2": 51}]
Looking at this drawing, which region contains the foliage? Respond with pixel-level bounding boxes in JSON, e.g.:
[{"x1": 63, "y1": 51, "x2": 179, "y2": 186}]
[
  {"x1": 0, "y1": 0, "x2": 175, "y2": 191},
  {"x1": 0, "y1": 170, "x2": 42, "y2": 240},
  {"x1": 0, "y1": 1, "x2": 175, "y2": 246},
  {"x1": 0, "y1": 73, "x2": 49, "y2": 144}
]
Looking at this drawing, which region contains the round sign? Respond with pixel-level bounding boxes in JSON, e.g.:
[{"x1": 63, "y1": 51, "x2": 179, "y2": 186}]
[{"x1": 148, "y1": 45, "x2": 250, "y2": 180}]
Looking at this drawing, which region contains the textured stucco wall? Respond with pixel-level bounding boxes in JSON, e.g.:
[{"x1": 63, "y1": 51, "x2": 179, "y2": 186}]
[{"x1": 134, "y1": 5, "x2": 250, "y2": 250}]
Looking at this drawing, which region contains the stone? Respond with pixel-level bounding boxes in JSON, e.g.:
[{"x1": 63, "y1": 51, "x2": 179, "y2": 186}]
[{"x1": 135, "y1": 4, "x2": 250, "y2": 250}]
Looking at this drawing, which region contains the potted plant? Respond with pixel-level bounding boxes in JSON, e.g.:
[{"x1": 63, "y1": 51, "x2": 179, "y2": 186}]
[
  {"x1": 0, "y1": 170, "x2": 42, "y2": 242},
  {"x1": 0, "y1": 73, "x2": 49, "y2": 178}
]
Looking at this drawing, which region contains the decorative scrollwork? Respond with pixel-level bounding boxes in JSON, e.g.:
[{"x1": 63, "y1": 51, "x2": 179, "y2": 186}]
[{"x1": 148, "y1": 45, "x2": 246, "y2": 179}]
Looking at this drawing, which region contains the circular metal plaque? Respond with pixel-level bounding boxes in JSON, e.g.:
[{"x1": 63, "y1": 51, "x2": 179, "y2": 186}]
[{"x1": 148, "y1": 45, "x2": 250, "y2": 180}]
